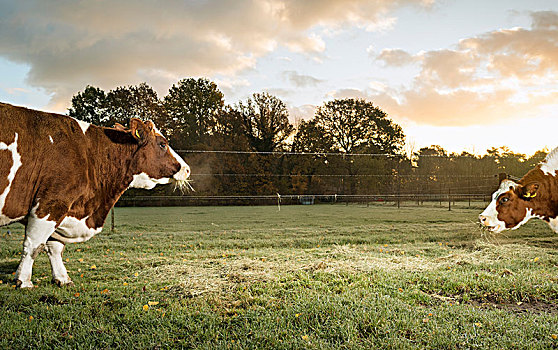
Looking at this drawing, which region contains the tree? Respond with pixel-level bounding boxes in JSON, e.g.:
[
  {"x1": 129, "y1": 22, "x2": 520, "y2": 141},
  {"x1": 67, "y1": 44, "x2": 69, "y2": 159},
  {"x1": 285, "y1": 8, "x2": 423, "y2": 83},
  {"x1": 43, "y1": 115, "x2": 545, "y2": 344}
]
[
  {"x1": 106, "y1": 83, "x2": 167, "y2": 131},
  {"x1": 234, "y1": 92, "x2": 294, "y2": 152},
  {"x1": 311, "y1": 98, "x2": 405, "y2": 194},
  {"x1": 213, "y1": 107, "x2": 251, "y2": 150},
  {"x1": 291, "y1": 119, "x2": 333, "y2": 154},
  {"x1": 68, "y1": 85, "x2": 108, "y2": 125},
  {"x1": 414, "y1": 145, "x2": 450, "y2": 197},
  {"x1": 314, "y1": 98, "x2": 404, "y2": 155},
  {"x1": 69, "y1": 83, "x2": 166, "y2": 130},
  {"x1": 210, "y1": 93, "x2": 294, "y2": 195},
  {"x1": 287, "y1": 119, "x2": 333, "y2": 194},
  {"x1": 163, "y1": 78, "x2": 225, "y2": 149},
  {"x1": 485, "y1": 146, "x2": 527, "y2": 177}
]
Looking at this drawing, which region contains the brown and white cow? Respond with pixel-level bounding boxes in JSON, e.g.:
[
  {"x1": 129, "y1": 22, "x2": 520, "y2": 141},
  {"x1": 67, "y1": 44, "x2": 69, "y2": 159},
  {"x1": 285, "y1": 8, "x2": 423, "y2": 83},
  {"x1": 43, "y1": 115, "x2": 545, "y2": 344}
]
[
  {"x1": 0, "y1": 102, "x2": 190, "y2": 288},
  {"x1": 479, "y1": 147, "x2": 558, "y2": 234}
]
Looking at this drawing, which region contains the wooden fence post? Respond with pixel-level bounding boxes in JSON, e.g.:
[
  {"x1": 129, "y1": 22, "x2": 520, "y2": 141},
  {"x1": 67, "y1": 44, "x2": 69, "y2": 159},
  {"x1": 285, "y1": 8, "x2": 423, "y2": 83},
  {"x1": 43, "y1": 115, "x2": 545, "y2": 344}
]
[
  {"x1": 397, "y1": 156, "x2": 401, "y2": 209},
  {"x1": 111, "y1": 207, "x2": 115, "y2": 233}
]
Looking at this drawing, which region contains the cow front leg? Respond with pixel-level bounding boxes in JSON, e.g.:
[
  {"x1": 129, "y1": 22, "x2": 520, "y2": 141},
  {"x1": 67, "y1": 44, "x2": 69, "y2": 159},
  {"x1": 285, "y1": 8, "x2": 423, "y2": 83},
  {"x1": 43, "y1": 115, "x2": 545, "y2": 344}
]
[
  {"x1": 15, "y1": 215, "x2": 57, "y2": 288},
  {"x1": 45, "y1": 239, "x2": 73, "y2": 286}
]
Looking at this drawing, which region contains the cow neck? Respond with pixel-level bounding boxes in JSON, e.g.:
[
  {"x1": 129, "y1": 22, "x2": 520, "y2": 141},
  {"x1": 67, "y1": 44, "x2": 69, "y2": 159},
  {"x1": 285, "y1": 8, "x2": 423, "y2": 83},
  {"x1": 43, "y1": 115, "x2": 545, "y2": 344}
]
[{"x1": 82, "y1": 127, "x2": 139, "y2": 227}]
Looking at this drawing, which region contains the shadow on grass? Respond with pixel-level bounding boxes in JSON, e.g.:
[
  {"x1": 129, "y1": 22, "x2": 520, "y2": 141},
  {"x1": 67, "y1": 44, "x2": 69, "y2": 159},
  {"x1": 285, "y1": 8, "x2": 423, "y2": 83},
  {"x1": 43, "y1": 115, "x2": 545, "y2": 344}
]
[{"x1": 0, "y1": 261, "x2": 18, "y2": 281}]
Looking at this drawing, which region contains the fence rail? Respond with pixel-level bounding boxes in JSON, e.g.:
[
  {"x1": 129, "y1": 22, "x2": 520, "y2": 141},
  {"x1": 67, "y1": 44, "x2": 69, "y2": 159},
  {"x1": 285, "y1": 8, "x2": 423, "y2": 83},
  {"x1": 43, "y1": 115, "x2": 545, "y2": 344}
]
[{"x1": 116, "y1": 193, "x2": 492, "y2": 208}]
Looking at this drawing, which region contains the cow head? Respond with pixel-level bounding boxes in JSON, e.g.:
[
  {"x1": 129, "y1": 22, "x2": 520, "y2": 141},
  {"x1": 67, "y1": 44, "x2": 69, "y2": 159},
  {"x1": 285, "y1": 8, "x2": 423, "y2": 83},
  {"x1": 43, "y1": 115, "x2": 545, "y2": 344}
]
[
  {"x1": 479, "y1": 179, "x2": 540, "y2": 233},
  {"x1": 125, "y1": 118, "x2": 191, "y2": 190}
]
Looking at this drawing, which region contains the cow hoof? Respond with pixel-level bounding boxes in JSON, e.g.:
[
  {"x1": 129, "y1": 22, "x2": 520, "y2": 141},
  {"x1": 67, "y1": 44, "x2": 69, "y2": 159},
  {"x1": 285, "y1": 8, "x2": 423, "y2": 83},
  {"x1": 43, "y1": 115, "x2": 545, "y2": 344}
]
[
  {"x1": 52, "y1": 279, "x2": 74, "y2": 287},
  {"x1": 15, "y1": 279, "x2": 34, "y2": 289}
]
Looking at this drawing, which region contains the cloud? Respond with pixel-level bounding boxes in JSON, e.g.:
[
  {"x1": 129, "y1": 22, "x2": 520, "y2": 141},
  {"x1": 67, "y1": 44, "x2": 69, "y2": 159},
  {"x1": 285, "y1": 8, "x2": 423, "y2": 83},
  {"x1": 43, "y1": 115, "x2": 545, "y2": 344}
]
[
  {"x1": 376, "y1": 48, "x2": 416, "y2": 66},
  {"x1": 370, "y1": 10, "x2": 558, "y2": 126},
  {"x1": 375, "y1": 87, "x2": 521, "y2": 126},
  {"x1": 282, "y1": 71, "x2": 323, "y2": 87},
  {"x1": 288, "y1": 104, "x2": 317, "y2": 123},
  {"x1": 277, "y1": 0, "x2": 432, "y2": 30},
  {"x1": 5, "y1": 87, "x2": 31, "y2": 95},
  {"x1": 0, "y1": 0, "x2": 431, "y2": 111},
  {"x1": 329, "y1": 88, "x2": 370, "y2": 100},
  {"x1": 530, "y1": 10, "x2": 558, "y2": 30}
]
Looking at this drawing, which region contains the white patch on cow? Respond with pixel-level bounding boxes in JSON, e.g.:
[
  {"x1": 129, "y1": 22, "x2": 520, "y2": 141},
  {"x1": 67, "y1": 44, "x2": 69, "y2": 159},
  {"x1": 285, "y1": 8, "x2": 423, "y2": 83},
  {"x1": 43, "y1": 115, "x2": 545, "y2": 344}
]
[
  {"x1": 540, "y1": 146, "x2": 558, "y2": 175},
  {"x1": 0, "y1": 133, "x2": 24, "y2": 226},
  {"x1": 73, "y1": 118, "x2": 91, "y2": 134},
  {"x1": 129, "y1": 172, "x2": 170, "y2": 190},
  {"x1": 49, "y1": 135, "x2": 54, "y2": 144},
  {"x1": 513, "y1": 208, "x2": 543, "y2": 230},
  {"x1": 50, "y1": 216, "x2": 102, "y2": 243},
  {"x1": 479, "y1": 180, "x2": 519, "y2": 233},
  {"x1": 479, "y1": 199, "x2": 507, "y2": 233},
  {"x1": 490, "y1": 180, "x2": 518, "y2": 202},
  {"x1": 169, "y1": 146, "x2": 190, "y2": 181},
  {"x1": 15, "y1": 207, "x2": 57, "y2": 288},
  {"x1": 45, "y1": 240, "x2": 72, "y2": 285}
]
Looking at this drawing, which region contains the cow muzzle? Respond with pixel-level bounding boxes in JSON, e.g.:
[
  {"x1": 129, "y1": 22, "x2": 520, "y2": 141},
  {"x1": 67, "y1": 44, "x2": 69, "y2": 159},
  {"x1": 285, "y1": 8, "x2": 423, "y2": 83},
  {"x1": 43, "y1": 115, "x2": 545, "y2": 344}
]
[
  {"x1": 173, "y1": 163, "x2": 190, "y2": 182},
  {"x1": 168, "y1": 148, "x2": 192, "y2": 192},
  {"x1": 478, "y1": 214, "x2": 505, "y2": 233}
]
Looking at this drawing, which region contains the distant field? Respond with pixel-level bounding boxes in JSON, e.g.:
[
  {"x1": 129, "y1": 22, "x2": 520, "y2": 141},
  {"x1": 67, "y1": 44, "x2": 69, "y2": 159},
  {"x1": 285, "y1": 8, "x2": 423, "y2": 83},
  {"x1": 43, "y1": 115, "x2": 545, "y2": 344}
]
[{"x1": 0, "y1": 204, "x2": 557, "y2": 349}]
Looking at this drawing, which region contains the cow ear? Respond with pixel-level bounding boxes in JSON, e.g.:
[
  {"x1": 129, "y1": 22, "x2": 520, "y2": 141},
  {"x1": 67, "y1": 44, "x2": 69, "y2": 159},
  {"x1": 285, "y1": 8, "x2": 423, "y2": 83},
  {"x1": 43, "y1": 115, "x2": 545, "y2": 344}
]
[
  {"x1": 519, "y1": 182, "x2": 540, "y2": 200},
  {"x1": 129, "y1": 118, "x2": 149, "y2": 145},
  {"x1": 144, "y1": 121, "x2": 155, "y2": 133}
]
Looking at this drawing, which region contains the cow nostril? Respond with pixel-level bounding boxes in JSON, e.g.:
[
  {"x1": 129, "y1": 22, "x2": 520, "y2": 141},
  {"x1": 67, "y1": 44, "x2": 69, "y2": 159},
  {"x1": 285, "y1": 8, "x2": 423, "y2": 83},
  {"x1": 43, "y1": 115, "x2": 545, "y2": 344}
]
[{"x1": 479, "y1": 215, "x2": 486, "y2": 222}]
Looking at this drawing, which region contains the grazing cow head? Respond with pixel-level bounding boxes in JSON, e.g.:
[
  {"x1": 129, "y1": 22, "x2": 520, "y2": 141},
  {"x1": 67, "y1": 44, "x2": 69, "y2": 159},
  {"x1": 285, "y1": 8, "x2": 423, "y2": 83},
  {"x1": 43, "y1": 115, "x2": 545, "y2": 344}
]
[
  {"x1": 479, "y1": 179, "x2": 541, "y2": 233},
  {"x1": 124, "y1": 118, "x2": 190, "y2": 190}
]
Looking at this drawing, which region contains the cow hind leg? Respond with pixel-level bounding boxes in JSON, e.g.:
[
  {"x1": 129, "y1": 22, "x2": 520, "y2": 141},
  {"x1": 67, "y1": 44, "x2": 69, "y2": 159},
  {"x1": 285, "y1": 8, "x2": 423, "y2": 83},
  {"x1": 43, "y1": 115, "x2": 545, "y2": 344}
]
[
  {"x1": 14, "y1": 215, "x2": 57, "y2": 288},
  {"x1": 45, "y1": 238, "x2": 73, "y2": 286}
]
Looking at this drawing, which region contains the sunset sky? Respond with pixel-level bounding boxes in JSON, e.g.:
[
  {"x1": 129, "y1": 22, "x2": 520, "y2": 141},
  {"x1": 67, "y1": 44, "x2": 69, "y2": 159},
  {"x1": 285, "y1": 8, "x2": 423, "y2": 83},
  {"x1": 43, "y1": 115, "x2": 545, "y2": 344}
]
[{"x1": 1, "y1": 0, "x2": 558, "y2": 155}]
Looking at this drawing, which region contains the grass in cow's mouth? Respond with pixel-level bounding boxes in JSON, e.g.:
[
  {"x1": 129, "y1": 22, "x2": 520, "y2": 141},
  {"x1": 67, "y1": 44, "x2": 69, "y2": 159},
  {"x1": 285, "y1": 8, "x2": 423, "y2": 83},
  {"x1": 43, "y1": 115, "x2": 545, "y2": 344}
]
[
  {"x1": 0, "y1": 203, "x2": 556, "y2": 349},
  {"x1": 172, "y1": 178, "x2": 194, "y2": 193}
]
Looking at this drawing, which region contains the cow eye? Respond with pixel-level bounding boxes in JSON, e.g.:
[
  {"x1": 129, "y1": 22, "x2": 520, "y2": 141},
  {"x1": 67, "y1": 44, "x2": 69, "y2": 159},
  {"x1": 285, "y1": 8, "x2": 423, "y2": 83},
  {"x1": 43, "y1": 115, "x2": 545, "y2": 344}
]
[
  {"x1": 500, "y1": 197, "x2": 509, "y2": 204},
  {"x1": 159, "y1": 142, "x2": 167, "y2": 150}
]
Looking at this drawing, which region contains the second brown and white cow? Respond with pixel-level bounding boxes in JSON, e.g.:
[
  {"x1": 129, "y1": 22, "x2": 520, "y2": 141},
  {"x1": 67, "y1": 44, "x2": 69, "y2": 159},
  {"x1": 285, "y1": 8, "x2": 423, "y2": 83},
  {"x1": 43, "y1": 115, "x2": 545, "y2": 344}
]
[
  {"x1": 0, "y1": 102, "x2": 190, "y2": 288},
  {"x1": 479, "y1": 147, "x2": 558, "y2": 234}
]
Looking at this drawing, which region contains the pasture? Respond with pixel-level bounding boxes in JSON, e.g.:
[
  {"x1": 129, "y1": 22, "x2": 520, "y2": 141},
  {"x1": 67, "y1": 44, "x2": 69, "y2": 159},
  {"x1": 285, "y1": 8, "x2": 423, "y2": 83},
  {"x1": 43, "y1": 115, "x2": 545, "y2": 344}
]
[{"x1": 0, "y1": 203, "x2": 557, "y2": 349}]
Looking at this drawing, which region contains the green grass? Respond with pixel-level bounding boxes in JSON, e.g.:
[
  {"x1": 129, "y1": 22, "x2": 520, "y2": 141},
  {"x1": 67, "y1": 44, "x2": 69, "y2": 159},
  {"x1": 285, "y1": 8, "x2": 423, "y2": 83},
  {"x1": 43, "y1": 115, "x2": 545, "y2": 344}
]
[{"x1": 0, "y1": 203, "x2": 557, "y2": 349}]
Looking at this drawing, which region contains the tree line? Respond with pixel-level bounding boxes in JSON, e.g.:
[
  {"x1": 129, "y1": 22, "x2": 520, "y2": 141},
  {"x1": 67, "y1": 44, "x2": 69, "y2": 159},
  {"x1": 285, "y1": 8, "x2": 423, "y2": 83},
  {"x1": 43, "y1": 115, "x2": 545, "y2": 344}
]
[{"x1": 69, "y1": 78, "x2": 547, "y2": 201}]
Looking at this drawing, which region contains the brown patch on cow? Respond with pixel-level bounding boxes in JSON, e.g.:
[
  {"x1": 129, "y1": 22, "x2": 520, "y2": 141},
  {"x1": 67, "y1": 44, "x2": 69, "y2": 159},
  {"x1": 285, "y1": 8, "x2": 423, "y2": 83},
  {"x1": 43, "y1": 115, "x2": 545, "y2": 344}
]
[
  {"x1": 31, "y1": 243, "x2": 45, "y2": 259},
  {"x1": 0, "y1": 148, "x2": 11, "y2": 199},
  {"x1": 0, "y1": 132, "x2": 17, "y2": 215},
  {"x1": 495, "y1": 189, "x2": 529, "y2": 228}
]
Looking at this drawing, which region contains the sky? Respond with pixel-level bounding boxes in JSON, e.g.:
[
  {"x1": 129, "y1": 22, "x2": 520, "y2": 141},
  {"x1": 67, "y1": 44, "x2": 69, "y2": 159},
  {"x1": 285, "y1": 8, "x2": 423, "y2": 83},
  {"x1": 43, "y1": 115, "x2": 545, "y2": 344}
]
[{"x1": 1, "y1": 0, "x2": 558, "y2": 156}]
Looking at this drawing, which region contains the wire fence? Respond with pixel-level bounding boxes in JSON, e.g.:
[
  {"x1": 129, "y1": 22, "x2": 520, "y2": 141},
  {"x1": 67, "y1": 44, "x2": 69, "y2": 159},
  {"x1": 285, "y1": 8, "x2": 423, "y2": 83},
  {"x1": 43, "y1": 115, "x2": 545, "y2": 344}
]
[{"x1": 117, "y1": 149, "x2": 504, "y2": 209}]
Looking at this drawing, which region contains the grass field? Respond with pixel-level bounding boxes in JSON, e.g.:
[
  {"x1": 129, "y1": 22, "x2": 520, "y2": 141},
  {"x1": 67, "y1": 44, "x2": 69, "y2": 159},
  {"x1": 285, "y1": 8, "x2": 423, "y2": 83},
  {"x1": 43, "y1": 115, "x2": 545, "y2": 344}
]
[{"x1": 0, "y1": 203, "x2": 557, "y2": 349}]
